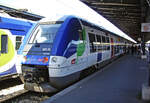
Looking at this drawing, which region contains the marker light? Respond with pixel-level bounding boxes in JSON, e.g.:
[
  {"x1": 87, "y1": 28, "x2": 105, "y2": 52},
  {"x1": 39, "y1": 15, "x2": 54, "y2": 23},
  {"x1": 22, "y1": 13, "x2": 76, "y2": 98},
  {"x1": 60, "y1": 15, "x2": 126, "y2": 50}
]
[
  {"x1": 22, "y1": 56, "x2": 27, "y2": 63},
  {"x1": 43, "y1": 57, "x2": 49, "y2": 63},
  {"x1": 71, "y1": 59, "x2": 76, "y2": 64}
]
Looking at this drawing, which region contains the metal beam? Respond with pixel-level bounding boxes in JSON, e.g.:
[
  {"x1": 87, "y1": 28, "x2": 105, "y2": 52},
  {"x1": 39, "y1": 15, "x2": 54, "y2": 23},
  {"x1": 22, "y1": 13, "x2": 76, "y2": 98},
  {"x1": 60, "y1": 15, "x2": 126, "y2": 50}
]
[
  {"x1": 112, "y1": 19, "x2": 139, "y2": 24},
  {"x1": 0, "y1": 5, "x2": 44, "y2": 21},
  {"x1": 102, "y1": 14, "x2": 141, "y2": 20},
  {"x1": 93, "y1": 7, "x2": 141, "y2": 13},
  {"x1": 98, "y1": 10, "x2": 141, "y2": 15},
  {"x1": 99, "y1": 12, "x2": 141, "y2": 20},
  {"x1": 91, "y1": 2, "x2": 138, "y2": 7}
]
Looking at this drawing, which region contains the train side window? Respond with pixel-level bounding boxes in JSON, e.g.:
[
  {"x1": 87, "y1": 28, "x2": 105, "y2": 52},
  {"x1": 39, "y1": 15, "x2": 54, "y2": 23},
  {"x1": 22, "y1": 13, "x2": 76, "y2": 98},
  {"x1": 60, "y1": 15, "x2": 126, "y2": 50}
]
[
  {"x1": 106, "y1": 37, "x2": 110, "y2": 50},
  {"x1": 88, "y1": 33, "x2": 96, "y2": 53},
  {"x1": 96, "y1": 35, "x2": 102, "y2": 51},
  {"x1": 1, "y1": 35, "x2": 8, "y2": 53},
  {"x1": 102, "y1": 36, "x2": 106, "y2": 50},
  {"x1": 102, "y1": 36, "x2": 106, "y2": 43},
  {"x1": 16, "y1": 36, "x2": 23, "y2": 50},
  {"x1": 96, "y1": 35, "x2": 101, "y2": 43},
  {"x1": 106, "y1": 37, "x2": 110, "y2": 43},
  {"x1": 78, "y1": 30, "x2": 83, "y2": 40}
]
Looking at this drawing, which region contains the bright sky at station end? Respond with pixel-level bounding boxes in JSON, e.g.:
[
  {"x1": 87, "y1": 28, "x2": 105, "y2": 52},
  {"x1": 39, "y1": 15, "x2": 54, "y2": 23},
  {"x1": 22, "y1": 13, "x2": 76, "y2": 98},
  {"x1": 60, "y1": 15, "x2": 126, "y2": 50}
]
[{"x1": 0, "y1": 0, "x2": 137, "y2": 43}]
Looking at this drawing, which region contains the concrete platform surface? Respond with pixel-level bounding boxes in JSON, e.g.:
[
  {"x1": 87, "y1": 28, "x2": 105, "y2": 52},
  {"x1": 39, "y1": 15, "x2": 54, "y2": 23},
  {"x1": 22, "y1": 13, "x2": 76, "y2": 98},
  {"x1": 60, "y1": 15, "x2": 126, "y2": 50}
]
[{"x1": 43, "y1": 55, "x2": 148, "y2": 103}]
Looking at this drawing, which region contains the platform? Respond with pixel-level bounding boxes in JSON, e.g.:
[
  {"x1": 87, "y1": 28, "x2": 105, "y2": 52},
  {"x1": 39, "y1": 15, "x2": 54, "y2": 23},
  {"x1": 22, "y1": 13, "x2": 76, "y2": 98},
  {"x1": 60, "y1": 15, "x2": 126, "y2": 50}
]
[{"x1": 43, "y1": 55, "x2": 148, "y2": 103}]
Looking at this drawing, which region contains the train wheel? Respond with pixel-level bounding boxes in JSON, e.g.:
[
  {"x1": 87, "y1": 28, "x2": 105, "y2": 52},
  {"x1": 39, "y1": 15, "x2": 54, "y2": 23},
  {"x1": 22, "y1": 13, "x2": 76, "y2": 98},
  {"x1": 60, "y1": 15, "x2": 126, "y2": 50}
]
[
  {"x1": 79, "y1": 66, "x2": 97, "y2": 80},
  {"x1": 94, "y1": 63, "x2": 101, "y2": 70}
]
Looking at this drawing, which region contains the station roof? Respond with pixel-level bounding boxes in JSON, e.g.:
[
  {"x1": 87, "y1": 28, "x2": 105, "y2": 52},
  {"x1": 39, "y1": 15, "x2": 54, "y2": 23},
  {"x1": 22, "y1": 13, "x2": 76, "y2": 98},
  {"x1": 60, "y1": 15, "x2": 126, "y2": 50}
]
[
  {"x1": 0, "y1": 4, "x2": 44, "y2": 21},
  {"x1": 1, "y1": 0, "x2": 149, "y2": 42},
  {"x1": 80, "y1": 0, "x2": 142, "y2": 42}
]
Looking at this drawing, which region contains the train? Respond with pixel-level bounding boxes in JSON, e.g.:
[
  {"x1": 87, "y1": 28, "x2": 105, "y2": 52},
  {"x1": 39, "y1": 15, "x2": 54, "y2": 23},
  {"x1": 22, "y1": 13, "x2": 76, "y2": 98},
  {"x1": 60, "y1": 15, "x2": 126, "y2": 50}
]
[
  {"x1": 0, "y1": 16, "x2": 33, "y2": 81},
  {"x1": 0, "y1": 29, "x2": 17, "y2": 80},
  {"x1": 17, "y1": 15, "x2": 132, "y2": 93}
]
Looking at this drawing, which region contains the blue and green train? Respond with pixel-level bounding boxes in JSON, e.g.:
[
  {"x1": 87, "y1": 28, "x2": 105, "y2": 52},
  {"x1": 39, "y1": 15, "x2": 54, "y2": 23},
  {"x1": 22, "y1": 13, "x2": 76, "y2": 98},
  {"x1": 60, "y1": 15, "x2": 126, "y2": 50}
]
[{"x1": 18, "y1": 15, "x2": 132, "y2": 93}]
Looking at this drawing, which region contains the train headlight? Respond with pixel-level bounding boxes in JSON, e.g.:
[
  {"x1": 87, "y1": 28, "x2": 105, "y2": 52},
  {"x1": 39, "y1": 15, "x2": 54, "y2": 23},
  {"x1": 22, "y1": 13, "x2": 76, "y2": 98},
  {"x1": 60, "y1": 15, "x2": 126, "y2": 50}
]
[
  {"x1": 51, "y1": 57, "x2": 57, "y2": 63},
  {"x1": 43, "y1": 57, "x2": 49, "y2": 63}
]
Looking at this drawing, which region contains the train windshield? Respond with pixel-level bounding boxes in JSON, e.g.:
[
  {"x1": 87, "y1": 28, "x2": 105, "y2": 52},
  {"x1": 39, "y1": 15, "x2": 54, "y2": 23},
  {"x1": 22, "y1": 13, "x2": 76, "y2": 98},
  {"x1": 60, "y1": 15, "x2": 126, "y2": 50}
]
[{"x1": 29, "y1": 22, "x2": 62, "y2": 44}]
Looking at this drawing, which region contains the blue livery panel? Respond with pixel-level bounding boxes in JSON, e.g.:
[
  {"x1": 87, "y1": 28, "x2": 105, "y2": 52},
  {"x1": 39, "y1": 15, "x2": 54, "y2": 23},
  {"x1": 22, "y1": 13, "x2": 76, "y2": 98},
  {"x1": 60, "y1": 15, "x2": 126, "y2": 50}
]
[
  {"x1": 51, "y1": 17, "x2": 82, "y2": 58},
  {"x1": 63, "y1": 44, "x2": 77, "y2": 58}
]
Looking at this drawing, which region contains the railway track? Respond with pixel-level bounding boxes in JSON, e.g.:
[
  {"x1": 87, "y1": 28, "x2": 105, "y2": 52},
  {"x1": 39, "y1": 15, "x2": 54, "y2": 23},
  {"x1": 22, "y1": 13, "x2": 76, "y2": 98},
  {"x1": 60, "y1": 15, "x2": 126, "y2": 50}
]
[
  {"x1": 9, "y1": 91, "x2": 52, "y2": 103},
  {"x1": 0, "y1": 60, "x2": 113, "y2": 103},
  {"x1": 0, "y1": 84, "x2": 28, "y2": 102},
  {"x1": 0, "y1": 84, "x2": 52, "y2": 103},
  {"x1": 0, "y1": 68, "x2": 104, "y2": 102},
  {"x1": 0, "y1": 78, "x2": 28, "y2": 102}
]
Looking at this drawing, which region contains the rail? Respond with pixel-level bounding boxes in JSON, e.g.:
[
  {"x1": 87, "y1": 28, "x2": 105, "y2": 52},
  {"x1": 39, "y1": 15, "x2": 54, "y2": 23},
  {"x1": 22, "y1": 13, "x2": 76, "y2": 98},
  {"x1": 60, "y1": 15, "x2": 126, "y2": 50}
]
[{"x1": 0, "y1": 84, "x2": 28, "y2": 102}]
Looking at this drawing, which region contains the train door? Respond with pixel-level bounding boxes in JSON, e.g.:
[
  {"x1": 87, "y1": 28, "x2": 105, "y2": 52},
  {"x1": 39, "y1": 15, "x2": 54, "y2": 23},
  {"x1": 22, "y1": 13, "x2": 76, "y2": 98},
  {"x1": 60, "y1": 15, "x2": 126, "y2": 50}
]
[
  {"x1": 110, "y1": 37, "x2": 114, "y2": 58},
  {"x1": 87, "y1": 32, "x2": 97, "y2": 67},
  {"x1": 105, "y1": 35, "x2": 111, "y2": 60},
  {"x1": 101, "y1": 34, "x2": 111, "y2": 61},
  {"x1": 76, "y1": 28, "x2": 88, "y2": 67}
]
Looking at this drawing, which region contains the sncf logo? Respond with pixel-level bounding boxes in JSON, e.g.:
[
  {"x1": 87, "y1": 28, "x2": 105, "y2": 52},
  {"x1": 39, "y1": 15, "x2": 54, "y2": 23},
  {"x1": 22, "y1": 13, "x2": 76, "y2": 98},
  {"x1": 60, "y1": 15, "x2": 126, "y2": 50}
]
[{"x1": 71, "y1": 59, "x2": 76, "y2": 64}]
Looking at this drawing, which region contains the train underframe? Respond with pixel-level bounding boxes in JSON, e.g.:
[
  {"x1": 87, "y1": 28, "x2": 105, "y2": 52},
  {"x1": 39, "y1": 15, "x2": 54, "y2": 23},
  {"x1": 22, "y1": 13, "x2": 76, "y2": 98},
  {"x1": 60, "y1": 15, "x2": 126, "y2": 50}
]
[
  {"x1": 20, "y1": 64, "x2": 81, "y2": 93},
  {"x1": 20, "y1": 54, "x2": 123, "y2": 93}
]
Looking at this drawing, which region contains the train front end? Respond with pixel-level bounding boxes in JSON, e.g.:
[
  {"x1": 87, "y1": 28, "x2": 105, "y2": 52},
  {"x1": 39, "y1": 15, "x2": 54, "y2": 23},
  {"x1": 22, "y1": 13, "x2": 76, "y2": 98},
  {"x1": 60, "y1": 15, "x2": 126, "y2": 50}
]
[
  {"x1": 0, "y1": 29, "x2": 17, "y2": 80},
  {"x1": 19, "y1": 16, "x2": 85, "y2": 93},
  {"x1": 19, "y1": 21, "x2": 63, "y2": 93}
]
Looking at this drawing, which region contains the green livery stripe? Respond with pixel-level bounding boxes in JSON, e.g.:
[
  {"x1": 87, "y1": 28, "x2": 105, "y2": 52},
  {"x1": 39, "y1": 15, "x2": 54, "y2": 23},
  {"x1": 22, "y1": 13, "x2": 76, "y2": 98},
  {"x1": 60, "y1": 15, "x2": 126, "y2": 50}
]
[
  {"x1": 77, "y1": 28, "x2": 86, "y2": 57},
  {"x1": 0, "y1": 30, "x2": 15, "y2": 67},
  {"x1": 77, "y1": 43, "x2": 85, "y2": 56}
]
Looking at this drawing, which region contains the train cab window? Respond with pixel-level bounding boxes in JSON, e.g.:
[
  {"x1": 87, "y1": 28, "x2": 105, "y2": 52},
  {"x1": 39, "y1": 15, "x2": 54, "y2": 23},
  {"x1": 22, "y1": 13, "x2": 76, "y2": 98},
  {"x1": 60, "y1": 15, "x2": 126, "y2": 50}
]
[
  {"x1": 16, "y1": 36, "x2": 23, "y2": 50},
  {"x1": 88, "y1": 33, "x2": 96, "y2": 53},
  {"x1": 1, "y1": 35, "x2": 8, "y2": 53},
  {"x1": 29, "y1": 23, "x2": 62, "y2": 44}
]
